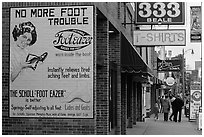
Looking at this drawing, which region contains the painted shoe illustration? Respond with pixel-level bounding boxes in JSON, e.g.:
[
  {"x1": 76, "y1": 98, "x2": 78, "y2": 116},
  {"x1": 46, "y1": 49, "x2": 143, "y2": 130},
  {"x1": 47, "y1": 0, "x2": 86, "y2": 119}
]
[{"x1": 26, "y1": 52, "x2": 48, "y2": 70}]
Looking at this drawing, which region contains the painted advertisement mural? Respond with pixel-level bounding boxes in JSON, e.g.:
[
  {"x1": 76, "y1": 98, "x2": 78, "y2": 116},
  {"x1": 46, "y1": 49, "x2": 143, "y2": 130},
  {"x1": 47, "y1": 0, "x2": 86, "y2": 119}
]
[{"x1": 10, "y1": 6, "x2": 94, "y2": 118}]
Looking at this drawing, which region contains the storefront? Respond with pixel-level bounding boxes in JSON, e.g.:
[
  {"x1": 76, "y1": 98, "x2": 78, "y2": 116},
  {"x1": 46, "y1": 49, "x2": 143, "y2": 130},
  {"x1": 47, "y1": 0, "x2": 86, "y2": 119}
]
[{"x1": 2, "y1": 2, "x2": 156, "y2": 135}]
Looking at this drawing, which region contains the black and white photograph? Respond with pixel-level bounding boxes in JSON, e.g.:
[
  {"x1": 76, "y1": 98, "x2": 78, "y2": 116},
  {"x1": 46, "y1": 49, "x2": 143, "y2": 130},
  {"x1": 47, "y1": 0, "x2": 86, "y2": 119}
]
[{"x1": 1, "y1": 1, "x2": 202, "y2": 135}]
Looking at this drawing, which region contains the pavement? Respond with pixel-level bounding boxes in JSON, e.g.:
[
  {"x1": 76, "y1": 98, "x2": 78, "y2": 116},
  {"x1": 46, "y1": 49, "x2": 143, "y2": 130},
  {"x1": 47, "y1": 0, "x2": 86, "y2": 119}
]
[{"x1": 126, "y1": 111, "x2": 202, "y2": 135}]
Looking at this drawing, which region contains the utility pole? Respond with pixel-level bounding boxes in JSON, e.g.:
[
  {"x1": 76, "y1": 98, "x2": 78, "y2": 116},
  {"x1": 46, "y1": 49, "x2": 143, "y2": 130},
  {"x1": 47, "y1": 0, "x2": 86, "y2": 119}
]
[
  {"x1": 182, "y1": 49, "x2": 185, "y2": 100},
  {"x1": 182, "y1": 49, "x2": 194, "y2": 100}
]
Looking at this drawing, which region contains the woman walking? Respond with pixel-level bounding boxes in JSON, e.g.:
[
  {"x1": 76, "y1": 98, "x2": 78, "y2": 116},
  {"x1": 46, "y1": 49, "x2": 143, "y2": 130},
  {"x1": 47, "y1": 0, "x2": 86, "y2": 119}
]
[{"x1": 153, "y1": 102, "x2": 160, "y2": 121}]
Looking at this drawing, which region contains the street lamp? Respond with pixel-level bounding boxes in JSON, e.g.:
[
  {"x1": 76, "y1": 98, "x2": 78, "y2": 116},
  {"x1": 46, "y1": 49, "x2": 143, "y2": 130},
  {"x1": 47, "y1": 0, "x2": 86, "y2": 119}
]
[{"x1": 182, "y1": 49, "x2": 194, "y2": 100}]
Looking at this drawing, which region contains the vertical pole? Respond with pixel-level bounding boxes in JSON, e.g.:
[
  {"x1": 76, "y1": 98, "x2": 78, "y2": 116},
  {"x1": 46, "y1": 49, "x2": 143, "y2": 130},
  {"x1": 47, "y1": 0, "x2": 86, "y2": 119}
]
[
  {"x1": 134, "y1": 2, "x2": 136, "y2": 25},
  {"x1": 182, "y1": 49, "x2": 185, "y2": 100},
  {"x1": 168, "y1": 50, "x2": 172, "y2": 96}
]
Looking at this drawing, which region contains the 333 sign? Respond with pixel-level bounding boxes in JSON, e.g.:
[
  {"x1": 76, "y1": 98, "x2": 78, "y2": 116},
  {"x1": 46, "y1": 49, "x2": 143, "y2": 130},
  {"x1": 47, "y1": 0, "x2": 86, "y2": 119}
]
[{"x1": 136, "y1": 2, "x2": 185, "y2": 25}]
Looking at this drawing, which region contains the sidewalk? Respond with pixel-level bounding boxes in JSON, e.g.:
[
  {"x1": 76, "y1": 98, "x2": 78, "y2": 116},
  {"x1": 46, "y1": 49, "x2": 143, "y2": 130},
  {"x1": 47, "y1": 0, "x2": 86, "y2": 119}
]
[{"x1": 127, "y1": 112, "x2": 202, "y2": 135}]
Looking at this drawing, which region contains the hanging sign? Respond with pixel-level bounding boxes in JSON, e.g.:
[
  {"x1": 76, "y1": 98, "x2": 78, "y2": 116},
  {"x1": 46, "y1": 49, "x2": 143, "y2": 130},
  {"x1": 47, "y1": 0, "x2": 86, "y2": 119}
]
[
  {"x1": 190, "y1": 6, "x2": 202, "y2": 42},
  {"x1": 189, "y1": 84, "x2": 201, "y2": 120},
  {"x1": 10, "y1": 6, "x2": 94, "y2": 118},
  {"x1": 135, "y1": 2, "x2": 185, "y2": 25},
  {"x1": 157, "y1": 58, "x2": 182, "y2": 71},
  {"x1": 164, "y1": 76, "x2": 175, "y2": 86},
  {"x1": 134, "y1": 30, "x2": 186, "y2": 46}
]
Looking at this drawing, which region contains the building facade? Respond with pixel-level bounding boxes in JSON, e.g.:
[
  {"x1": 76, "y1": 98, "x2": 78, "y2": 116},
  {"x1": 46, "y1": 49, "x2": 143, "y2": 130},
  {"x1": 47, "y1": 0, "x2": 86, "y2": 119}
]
[{"x1": 2, "y1": 2, "x2": 159, "y2": 135}]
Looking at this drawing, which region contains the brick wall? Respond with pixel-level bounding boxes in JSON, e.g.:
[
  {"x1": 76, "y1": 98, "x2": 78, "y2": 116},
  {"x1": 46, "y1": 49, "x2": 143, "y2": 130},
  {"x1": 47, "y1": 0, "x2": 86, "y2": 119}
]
[
  {"x1": 96, "y1": 18, "x2": 109, "y2": 134},
  {"x1": 109, "y1": 31, "x2": 122, "y2": 134},
  {"x1": 2, "y1": 2, "x2": 95, "y2": 135}
]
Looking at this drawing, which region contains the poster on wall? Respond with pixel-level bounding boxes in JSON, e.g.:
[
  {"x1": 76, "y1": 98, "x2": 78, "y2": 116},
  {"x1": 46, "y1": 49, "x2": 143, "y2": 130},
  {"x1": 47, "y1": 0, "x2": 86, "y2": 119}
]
[
  {"x1": 10, "y1": 6, "x2": 94, "y2": 118},
  {"x1": 189, "y1": 88, "x2": 201, "y2": 120},
  {"x1": 190, "y1": 6, "x2": 202, "y2": 42}
]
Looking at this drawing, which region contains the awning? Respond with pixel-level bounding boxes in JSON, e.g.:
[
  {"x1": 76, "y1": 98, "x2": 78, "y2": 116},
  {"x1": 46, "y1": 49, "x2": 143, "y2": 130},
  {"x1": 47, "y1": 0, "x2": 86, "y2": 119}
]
[{"x1": 121, "y1": 34, "x2": 153, "y2": 77}]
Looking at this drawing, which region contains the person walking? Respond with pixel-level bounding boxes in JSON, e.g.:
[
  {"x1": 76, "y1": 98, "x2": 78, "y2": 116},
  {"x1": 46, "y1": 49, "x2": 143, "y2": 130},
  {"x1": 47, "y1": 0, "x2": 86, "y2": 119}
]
[
  {"x1": 173, "y1": 95, "x2": 184, "y2": 122},
  {"x1": 156, "y1": 97, "x2": 161, "y2": 113},
  {"x1": 153, "y1": 102, "x2": 159, "y2": 121},
  {"x1": 160, "y1": 96, "x2": 164, "y2": 113},
  {"x1": 169, "y1": 95, "x2": 176, "y2": 121},
  {"x1": 162, "y1": 96, "x2": 170, "y2": 121}
]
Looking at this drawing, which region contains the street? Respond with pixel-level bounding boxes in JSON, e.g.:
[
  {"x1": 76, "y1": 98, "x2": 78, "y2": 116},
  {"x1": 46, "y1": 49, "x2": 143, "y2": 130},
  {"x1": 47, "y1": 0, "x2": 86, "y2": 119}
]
[{"x1": 127, "y1": 111, "x2": 202, "y2": 135}]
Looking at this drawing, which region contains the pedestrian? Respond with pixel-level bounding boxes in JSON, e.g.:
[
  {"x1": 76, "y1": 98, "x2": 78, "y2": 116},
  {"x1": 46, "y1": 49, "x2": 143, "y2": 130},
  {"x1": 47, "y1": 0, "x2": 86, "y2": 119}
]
[
  {"x1": 169, "y1": 95, "x2": 176, "y2": 121},
  {"x1": 173, "y1": 94, "x2": 184, "y2": 122},
  {"x1": 156, "y1": 96, "x2": 161, "y2": 113},
  {"x1": 153, "y1": 102, "x2": 159, "y2": 121},
  {"x1": 160, "y1": 96, "x2": 164, "y2": 113},
  {"x1": 162, "y1": 96, "x2": 170, "y2": 121}
]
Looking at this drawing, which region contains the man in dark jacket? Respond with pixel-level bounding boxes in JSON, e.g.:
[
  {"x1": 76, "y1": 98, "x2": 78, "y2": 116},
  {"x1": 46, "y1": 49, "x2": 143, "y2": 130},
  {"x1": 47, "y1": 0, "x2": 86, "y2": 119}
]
[{"x1": 173, "y1": 95, "x2": 184, "y2": 122}]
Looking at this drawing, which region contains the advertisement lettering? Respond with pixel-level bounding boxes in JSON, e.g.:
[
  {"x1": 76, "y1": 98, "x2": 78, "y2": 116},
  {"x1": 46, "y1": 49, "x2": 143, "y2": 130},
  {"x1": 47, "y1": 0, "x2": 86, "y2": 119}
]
[
  {"x1": 10, "y1": 6, "x2": 94, "y2": 118},
  {"x1": 53, "y1": 29, "x2": 93, "y2": 51},
  {"x1": 134, "y1": 30, "x2": 186, "y2": 46}
]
